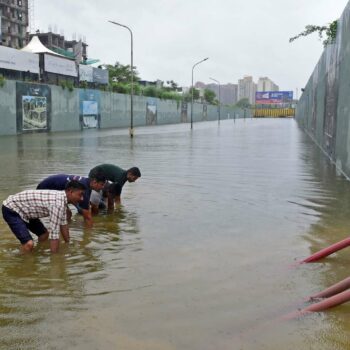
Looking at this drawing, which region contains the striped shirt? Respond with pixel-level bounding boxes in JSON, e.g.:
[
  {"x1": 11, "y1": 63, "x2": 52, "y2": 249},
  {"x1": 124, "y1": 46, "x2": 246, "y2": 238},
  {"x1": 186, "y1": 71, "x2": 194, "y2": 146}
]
[{"x1": 3, "y1": 190, "x2": 68, "y2": 240}]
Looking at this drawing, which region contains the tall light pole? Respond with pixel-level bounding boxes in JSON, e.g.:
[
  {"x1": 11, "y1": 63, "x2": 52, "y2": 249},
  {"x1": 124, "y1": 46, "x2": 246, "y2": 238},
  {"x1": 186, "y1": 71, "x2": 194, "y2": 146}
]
[
  {"x1": 209, "y1": 77, "x2": 221, "y2": 124},
  {"x1": 109, "y1": 20, "x2": 134, "y2": 137},
  {"x1": 191, "y1": 57, "x2": 209, "y2": 129}
]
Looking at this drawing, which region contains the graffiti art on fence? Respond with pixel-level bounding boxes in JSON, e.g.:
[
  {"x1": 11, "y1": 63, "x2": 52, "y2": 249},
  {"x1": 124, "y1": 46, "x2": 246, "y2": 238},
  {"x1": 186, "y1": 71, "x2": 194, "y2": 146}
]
[
  {"x1": 16, "y1": 82, "x2": 51, "y2": 132},
  {"x1": 146, "y1": 99, "x2": 157, "y2": 125}
]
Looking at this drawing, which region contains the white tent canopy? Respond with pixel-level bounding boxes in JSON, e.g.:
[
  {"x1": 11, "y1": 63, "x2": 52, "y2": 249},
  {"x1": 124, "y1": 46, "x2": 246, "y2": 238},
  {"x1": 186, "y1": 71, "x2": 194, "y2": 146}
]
[{"x1": 21, "y1": 36, "x2": 63, "y2": 56}]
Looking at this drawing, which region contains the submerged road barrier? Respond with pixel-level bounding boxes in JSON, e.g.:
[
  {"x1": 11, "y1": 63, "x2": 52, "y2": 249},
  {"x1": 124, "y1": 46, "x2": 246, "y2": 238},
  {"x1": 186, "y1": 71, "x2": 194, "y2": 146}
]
[{"x1": 301, "y1": 236, "x2": 350, "y2": 263}]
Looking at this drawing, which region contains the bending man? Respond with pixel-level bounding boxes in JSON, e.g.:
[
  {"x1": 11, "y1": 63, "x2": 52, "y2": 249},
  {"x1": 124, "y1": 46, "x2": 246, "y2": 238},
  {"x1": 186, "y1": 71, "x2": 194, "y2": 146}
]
[
  {"x1": 2, "y1": 180, "x2": 86, "y2": 253},
  {"x1": 37, "y1": 172, "x2": 106, "y2": 226},
  {"x1": 89, "y1": 164, "x2": 141, "y2": 212}
]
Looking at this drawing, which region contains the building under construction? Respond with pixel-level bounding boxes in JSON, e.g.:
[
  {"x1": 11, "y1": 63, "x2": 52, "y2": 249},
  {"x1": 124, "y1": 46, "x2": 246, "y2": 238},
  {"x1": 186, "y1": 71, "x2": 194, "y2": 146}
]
[
  {"x1": 29, "y1": 32, "x2": 88, "y2": 62},
  {"x1": 0, "y1": 0, "x2": 29, "y2": 48}
]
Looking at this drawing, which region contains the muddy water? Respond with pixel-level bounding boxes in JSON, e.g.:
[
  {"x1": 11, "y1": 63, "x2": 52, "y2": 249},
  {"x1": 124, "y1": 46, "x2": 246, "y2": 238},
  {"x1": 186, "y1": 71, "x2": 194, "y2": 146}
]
[{"x1": 1, "y1": 119, "x2": 350, "y2": 349}]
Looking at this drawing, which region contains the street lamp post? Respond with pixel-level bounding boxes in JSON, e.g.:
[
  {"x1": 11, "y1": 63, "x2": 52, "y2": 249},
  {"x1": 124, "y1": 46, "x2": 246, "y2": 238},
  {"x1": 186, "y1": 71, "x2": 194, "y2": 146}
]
[
  {"x1": 109, "y1": 20, "x2": 134, "y2": 137},
  {"x1": 191, "y1": 57, "x2": 209, "y2": 129},
  {"x1": 209, "y1": 77, "x2": 221, "y2": 124}
]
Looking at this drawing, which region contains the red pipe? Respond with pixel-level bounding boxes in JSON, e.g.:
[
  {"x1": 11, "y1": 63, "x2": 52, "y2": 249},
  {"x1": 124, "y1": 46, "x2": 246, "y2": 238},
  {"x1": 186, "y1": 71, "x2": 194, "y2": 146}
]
[
  {"x1": 302, "y1": 237, "x2": 350, "y2": 263},
  {"x1": 302, "y1": 289, "x2": 350, "y2": 313},
  {"x1": 283, "y1": 288, "x2": 350, "y2": 319},
  {"x1": 309, "y1": 277, "x2": 350, "y2": 300}
]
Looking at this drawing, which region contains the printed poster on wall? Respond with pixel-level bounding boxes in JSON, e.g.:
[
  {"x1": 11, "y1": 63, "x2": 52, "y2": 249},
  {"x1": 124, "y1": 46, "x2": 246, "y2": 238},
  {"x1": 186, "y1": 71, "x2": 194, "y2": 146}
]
[
  {"x1": 181, "y1": 101, "x2": 188, "y2": 123},
  {"x1": 202, "y1": 104, "x2": 208, "y2": 121},
  {"x1": 79, "y1": 89, "x2": 101, "y2": 129},
  {"x1": 146, "y1": 98, "x2": 157, "y2": 125},
  {"x1": 16, "y1": 82, "x2": 51, "y2": 132}
]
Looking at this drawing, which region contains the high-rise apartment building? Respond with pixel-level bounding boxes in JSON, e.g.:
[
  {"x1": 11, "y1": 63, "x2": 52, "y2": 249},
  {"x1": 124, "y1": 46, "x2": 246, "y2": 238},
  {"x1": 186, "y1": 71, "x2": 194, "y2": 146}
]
[
  {"x1": 0, "y1": 0, "x2": 29, "y2": 48},
  {"x1": 238, "y1": 76, "x2": 256, "y2": 104},
  {"x1": 257, "y1": 77, "x2": 279, "y2": 92},
  {"x1": 206, "y1": 83, "x2": 238, "y2": 105}
]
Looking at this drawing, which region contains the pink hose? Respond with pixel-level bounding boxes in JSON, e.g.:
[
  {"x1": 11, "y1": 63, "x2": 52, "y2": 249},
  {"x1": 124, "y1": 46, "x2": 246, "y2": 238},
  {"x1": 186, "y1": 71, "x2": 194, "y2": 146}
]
[
  {"x1": 309, "y1": 277, "x2": 350, "y2": 299},
  {"x1": 302, "y1": 289, "x2": 350, "y2": 312},
  {"x1": 302, "y1": 237, "x2": 350, "y2": 263}
]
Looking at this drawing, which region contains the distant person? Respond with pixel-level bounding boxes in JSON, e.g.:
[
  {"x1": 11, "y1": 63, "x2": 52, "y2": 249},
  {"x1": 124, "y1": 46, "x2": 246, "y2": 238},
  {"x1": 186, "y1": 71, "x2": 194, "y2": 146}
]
[
  {"x1": 37, "y1": 172, "x2": 106, "y2": 226},
  {"x1": 89, "y1": 164, "x2": 141, "y2": 212},
  {"x1": 2, "y1": 180, "x2": 86, "y2": 253}
]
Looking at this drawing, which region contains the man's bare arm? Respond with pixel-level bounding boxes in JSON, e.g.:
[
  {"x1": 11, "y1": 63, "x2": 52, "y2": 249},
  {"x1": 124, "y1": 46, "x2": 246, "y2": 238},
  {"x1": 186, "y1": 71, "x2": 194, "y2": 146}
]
[
  {"x1": 60, "y1": 224, "x2": 70, "y2": 242},
  {"x1": 81, "y1": 208, "x2": 93, "y2": 227}
]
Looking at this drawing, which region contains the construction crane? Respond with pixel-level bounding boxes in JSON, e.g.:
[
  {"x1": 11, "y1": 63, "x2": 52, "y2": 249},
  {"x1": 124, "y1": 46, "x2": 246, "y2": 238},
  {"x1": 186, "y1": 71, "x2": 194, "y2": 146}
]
[{"x1": 28, "y1": 0, "x2": 35, "y2": 33}]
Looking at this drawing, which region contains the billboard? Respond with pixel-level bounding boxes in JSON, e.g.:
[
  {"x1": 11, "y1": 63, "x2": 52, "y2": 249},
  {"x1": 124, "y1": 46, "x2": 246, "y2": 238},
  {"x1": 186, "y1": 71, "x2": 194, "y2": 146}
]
[
  {"x1": 79, "y1": 64, "x2": 93, "y2": 82},
  {"x1": 255, "y1": 91, "x2": 293, "y2": 104},
  {"x1": 93, "y1": 67, "x2": 109, "y2": 84},
  {"x1": 44, "y1": 54, "x2": 78, "y2": 77},
  {"x1": 0, "y1": 46, "x2": 39, "y2": 74}
]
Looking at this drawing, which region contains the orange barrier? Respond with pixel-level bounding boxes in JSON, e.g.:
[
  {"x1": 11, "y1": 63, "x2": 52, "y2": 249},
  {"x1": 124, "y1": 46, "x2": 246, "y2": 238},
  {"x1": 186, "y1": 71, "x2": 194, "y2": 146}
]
[{"x1": 253, "y1": 108, "x2": 295, "y2": 118}]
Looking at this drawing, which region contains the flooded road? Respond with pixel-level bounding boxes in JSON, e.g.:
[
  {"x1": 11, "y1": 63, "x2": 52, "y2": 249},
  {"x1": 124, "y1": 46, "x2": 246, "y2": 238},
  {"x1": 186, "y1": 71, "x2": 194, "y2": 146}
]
[{"x1": 1, "y1": 119, "x2": 350, "y2": 349}]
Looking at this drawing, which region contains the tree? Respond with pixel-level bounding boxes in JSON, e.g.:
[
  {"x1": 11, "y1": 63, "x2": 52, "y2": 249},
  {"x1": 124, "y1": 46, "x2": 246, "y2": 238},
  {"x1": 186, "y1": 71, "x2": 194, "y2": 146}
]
[
  {"x1": 183, "y1": 88, "x2": 200, "y2": 102},
  {"x1": 142, "y1": 86, "x2": 160, "y2": 98},
  {"x1": 165, "y1": 80, "x2": 179, "y2": 91},
  {"x1": 189, "y1": 87, "x2": 200, "y2": 101},
  {"x1": 236, "y1": 98, "x2": 251, "y2": 109},
  {"x1": 104, "y1": 61, "x2": 140, "y2": 84},
  {"x1": 289, "y1": 20, "x2": 338, "y2": 47},
  {"x1": 203, "y1": 89, "x2": 216, "y2": 104}
]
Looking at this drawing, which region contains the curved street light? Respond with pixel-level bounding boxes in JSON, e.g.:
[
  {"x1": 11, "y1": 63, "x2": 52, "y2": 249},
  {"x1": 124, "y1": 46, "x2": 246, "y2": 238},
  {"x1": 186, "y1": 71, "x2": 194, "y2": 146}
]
[
  {"x1": 108, "y1": 20, "x2": 134, "y2": 137},
  {"x1": 191, "y1": 57, "x2": 209, "y2": 129},
  {"x1": 209, "y1": 77, "x2": 221, "y2": 124}
]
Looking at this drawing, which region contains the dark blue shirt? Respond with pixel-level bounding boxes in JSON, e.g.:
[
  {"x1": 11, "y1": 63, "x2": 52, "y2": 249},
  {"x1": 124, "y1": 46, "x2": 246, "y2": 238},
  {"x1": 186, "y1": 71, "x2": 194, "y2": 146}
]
[{"x1": 37, "y1": 174, "x2": 91, "y2": 210}]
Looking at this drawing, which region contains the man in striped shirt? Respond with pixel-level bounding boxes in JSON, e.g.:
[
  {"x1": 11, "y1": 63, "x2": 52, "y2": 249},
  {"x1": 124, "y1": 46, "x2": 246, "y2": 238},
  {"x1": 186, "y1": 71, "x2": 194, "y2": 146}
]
[{"x1": 2, "y1": 180, "x2": 86, "y2": 253}]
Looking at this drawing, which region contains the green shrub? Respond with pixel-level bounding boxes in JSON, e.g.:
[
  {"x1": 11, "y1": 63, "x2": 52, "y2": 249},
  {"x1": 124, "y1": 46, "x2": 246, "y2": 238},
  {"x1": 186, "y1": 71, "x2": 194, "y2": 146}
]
[
  {"x1": 79, "y1": 80, "x2": 88, "y2": 89},
  {"x1": 0, "y1": 75, "x2": 5, "y2": 88},
  {"x1": 60, "y1": 80, "x2": 74, "y2": 92}
]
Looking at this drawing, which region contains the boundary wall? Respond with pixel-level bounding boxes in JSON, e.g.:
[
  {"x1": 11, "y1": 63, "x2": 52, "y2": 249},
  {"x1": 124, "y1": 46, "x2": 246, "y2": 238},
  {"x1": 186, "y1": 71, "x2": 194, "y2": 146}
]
[
  {"x1": 296, "y1": 1, "x2": 350, "y2": 178},
  {"x1": 0, "y1": 80, "x2": 249, "y2": 136}
]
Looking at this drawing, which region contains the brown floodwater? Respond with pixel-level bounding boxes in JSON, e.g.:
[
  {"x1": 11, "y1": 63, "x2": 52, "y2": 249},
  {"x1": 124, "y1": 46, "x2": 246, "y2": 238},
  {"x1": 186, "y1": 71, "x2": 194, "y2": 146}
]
[{"x1": 1, "y1": 119, "x2": 350, "y2": 349}]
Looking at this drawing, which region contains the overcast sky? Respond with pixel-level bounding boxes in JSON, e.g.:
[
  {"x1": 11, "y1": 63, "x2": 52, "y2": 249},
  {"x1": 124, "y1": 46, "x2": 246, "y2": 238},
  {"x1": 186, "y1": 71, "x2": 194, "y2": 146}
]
[{"x1": 35, "y1": 0, "x2": 348, "y2": 91}]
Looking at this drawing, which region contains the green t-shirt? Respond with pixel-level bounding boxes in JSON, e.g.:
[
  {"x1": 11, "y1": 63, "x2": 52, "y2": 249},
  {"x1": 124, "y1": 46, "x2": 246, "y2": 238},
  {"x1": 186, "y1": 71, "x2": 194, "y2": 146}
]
[{"x1": 89, "y1": 164, "x2": 127, "y2": 186}]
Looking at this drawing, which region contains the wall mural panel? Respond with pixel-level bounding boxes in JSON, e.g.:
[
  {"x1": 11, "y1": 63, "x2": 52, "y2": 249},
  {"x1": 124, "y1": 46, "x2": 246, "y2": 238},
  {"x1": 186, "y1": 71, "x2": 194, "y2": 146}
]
[{"x1": 16, "y1": 82, "x2": 51, "y2": 132}]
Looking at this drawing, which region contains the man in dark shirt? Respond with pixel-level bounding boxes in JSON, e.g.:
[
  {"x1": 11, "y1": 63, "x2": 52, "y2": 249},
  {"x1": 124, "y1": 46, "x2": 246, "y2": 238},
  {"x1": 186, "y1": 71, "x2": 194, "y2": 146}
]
[
  {"x1": 37, "y1": 172, "x2": 106, "y2": 226},
  {"x1": 89, "y1": 164, "x2": 141, "y2": 212}
]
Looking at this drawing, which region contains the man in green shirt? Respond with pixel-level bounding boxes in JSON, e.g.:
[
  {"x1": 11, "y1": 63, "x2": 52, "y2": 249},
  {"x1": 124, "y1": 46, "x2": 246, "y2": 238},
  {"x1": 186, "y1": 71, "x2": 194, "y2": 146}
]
[{"x1": 89, "y1": 164, "x2": 141, "y2": 212}]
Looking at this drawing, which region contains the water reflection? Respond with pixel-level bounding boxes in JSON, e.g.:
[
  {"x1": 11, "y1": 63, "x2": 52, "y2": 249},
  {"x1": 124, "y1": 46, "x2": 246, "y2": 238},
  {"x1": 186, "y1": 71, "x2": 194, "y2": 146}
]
[
  {"x1": 285, "y1": 129, "x2": 350, "y2": 348},
  {"x1": 0, "y1": 203, "x2": 140, "y2": 348},
  {"x1": 2, "y1": 120, "x2": 350, "y2": 349}
]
